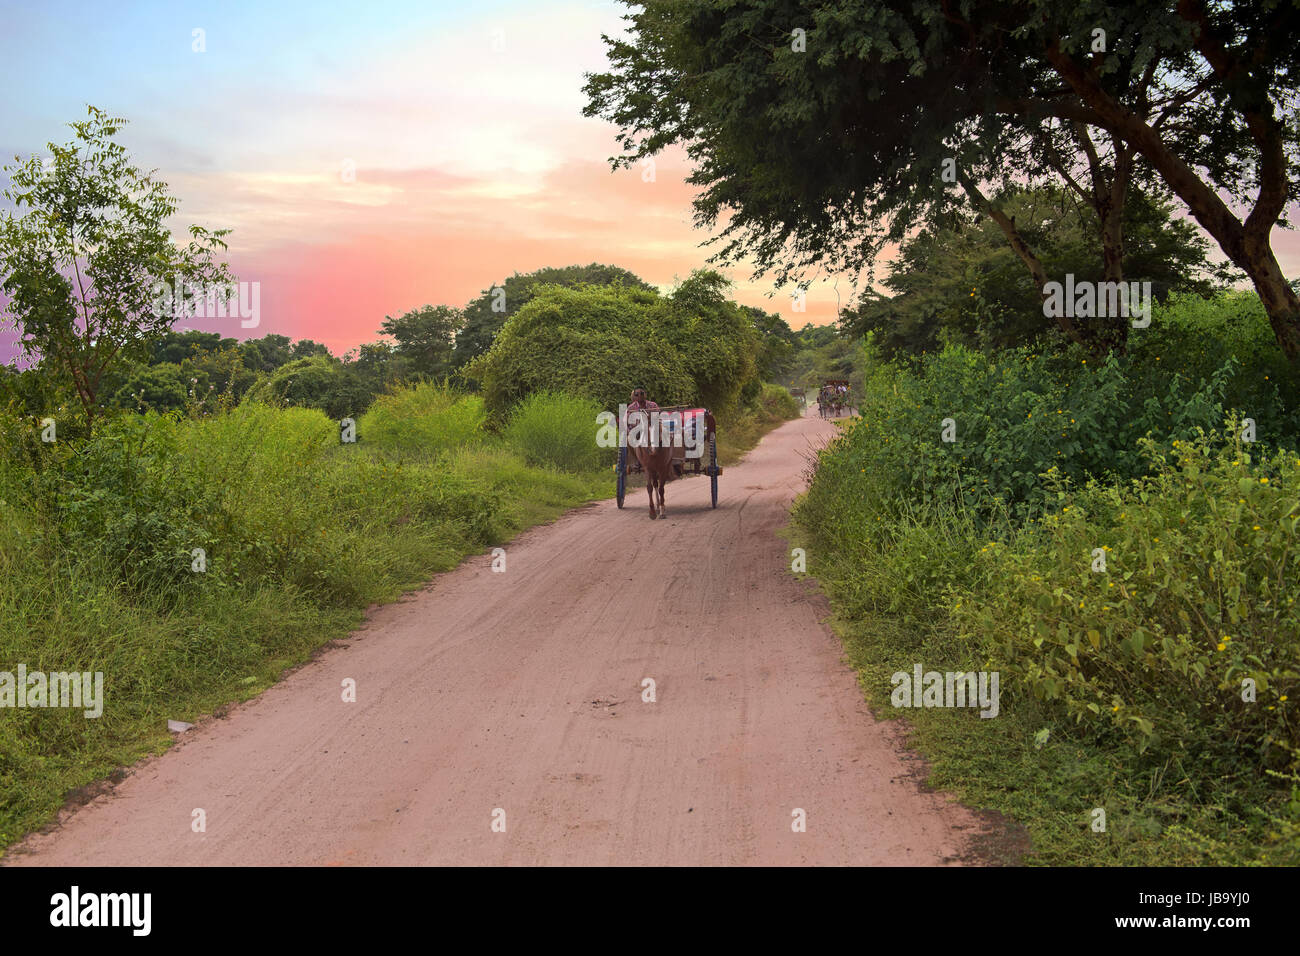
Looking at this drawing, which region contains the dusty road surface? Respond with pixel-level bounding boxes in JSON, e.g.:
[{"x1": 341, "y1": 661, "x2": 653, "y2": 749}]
[{"x1": 9, "y1": 408, "x2": 993, "y2": 866}]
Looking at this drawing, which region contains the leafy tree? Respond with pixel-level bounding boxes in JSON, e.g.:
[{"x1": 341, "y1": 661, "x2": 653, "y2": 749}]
[
  {"x1": 452, "y1": 263, "x2": 656, "y2": 369},
  {"x1": 746, "y1": 306, "x2": 799, "y2": 382},
  {"x1": 290, "y1": 339, "x2": 331, "y2": 360},
  {"x1": 0, "y1": 107, "x2": 233, "y2": 422},
  {"x1": 467, "y1": 271, "x2": 762, "y2": 415},
  {"x1": 242, "y1": 355, "x2": 374, "y2": 420},
  {"x1": 380, "y1": 304, "x2": 460, "y2": 378},
  {"x1": 843, "y1": 186, "x2": 1230, "y2": 357},
  {"x1": 111, "y1": 362, "x2": 189, "y2": 413},
  {"x1": 466, "y1": 283, "x2": 693, "y2": 414},
  {"x1": 0, "y1": 360, "x2": 68, "y2": 417},
  {"x1": 798, "y1": 324, "x2": 839, "y2": 350},
  {"x1": 345, "y1": 341, "x2": 415, "y2": 393},
  {"x1": 149, "y1": 329, "x2": 235, "y2": 365},
  {"x1": 583, "y1": 1, "x2": 1300, "y2": 361},
  {"x1": 655, "y1": 270, "x2": 761, "y2": 412},
  {"x1": 181, "y1": 346, "x2": 259, "y2": 400},
  {"x1": 239, "y1": 333, "x2": 295, "y2": 373},
  {"x1": 1030, "y1": 1, "x2": 1300, "y2": 359},
  {"x1": 951, "y1": 119, "x2": 1144, "y2": 354},
  {"x1": 785, "y1": 325, "x2": 862, "y2": 394}
]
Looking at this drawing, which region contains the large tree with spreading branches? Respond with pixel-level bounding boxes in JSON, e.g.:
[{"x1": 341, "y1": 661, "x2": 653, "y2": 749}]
[{"x1": 583, "y1": 1, "x2": 1300, "y2": 360}]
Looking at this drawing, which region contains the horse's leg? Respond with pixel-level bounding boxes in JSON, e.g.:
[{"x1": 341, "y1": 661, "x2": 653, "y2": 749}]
[
  {"x1": 657, "y1": 465, "x2": 666, "y2": 516},
  {"x1": 645, "y1": 467, "x2": 657, "y2": 519}
]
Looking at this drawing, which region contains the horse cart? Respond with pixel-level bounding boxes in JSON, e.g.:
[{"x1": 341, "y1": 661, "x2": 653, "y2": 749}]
[
  {"x1": 616, "y1": 405, "x2": 721, "y2": 511},
  {"x1": 818, "y1": 379, "x2": 850, "y2": 419}
]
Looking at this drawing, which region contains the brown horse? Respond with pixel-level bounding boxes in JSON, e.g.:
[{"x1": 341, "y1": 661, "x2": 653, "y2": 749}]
[{"x1": 628, "y1": 407, "x2": 675, "y2": 519}]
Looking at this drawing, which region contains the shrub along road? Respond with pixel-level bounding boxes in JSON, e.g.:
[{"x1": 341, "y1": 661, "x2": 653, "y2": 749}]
[{"x1": 7, "y1": 409, "x2": 995, "y2": 865}]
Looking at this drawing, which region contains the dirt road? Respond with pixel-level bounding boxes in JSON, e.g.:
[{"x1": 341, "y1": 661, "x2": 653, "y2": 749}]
[{"x1": 9, "y1": 409, "x2": 991, "y2": 865}]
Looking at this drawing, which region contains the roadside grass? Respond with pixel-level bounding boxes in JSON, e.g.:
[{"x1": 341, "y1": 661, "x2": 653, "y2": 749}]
[
  {"x1": 503, "y1": 391, "x2": 607, "y2": 473},
  {"x1": 813, "y1": 594, "x2": 1284, "y2": 866},
  {"x1": 355, "y1": 382, "x2": 486, "y2": 457},
  {"x1": 449, "y1": 444, "x2": 608, "y2": 532}
]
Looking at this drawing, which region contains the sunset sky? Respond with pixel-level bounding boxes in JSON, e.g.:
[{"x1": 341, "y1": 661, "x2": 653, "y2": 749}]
[
  {"x1": 0, "y1": 0, "x2": 851, "y2": 363},
  {"x1": 3, "y1": 0, "x2": 1296, "y2": 367}
]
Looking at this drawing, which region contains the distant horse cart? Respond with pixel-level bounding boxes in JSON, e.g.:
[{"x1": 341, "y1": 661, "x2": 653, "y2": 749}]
[
  {"x1": 817, "y1": 379, "x2": 850, "y2": 418},
  {"x1": 616, "y1": 405, "x2": 721, "y2": 517},
  {"x1": 789, "y1": 386, "x2": 806, "y2": 408}
]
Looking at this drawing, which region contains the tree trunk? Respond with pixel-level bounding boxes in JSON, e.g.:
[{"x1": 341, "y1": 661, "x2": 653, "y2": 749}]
[
  {"x1": 1042, "y1": 123, "x2": 1133, "y2": 359},
  {"x1": 958, "y1": 171, "x2": 1086, "y2": 347},
  {"x1": 1091, "y1": 145, "x2": 1131, "y2": 357},
  {"x1": 1243, "y1": 239, "x2": 1300, "y2": 359}
]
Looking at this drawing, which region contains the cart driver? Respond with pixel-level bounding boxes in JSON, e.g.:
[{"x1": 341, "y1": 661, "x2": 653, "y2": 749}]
[
  {"x1": 627, "y1": 387, "x2": 659, "y2": 431},
  {"x1": 628, "y1": 387, "x2": 658, "y2": 414}
]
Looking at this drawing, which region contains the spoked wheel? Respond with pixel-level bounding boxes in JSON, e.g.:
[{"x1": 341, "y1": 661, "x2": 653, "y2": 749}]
[
  {"x1": 616, "y1": 445, "x2": 627, "y2": 509},
  {"x1": 709, "y1": 434, "x2": 718, "y2": 508}
]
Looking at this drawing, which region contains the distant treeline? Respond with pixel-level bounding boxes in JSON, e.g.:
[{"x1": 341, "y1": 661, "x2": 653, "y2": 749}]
[{"x1": 1, "y1": 261, "x2": 839, "y2": 423}]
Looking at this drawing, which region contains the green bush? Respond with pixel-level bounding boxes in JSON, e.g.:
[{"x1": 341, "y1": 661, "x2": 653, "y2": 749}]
[
  {"x1": 31, "y1": 412, "x2": 214, "y2": 594},
  {"x1": 467, "y1": 283, "x2": 696, "y2": 415},
  {"x1": 242, "y1": 355, "x2": 375, "y2": 419},
  {"x1": 793, "y1": 290, "x2": 1300, "y2": 864},
  {"x1": 465, "y1": 272, "x2": 760, "y2": 417},
  {"x1": 358, "y1": 383, "x2": 485, "y2": 457},
  {"x1": 1134, "y1": 291, "x2": 1300, "y2": 442},
  {"x1": 757, "y1": 382, "x2": 800, "y2": 420},
  {"x1": 653, "y1": 271, "x2": 761, "y2": 413},
  {"x1": 503, "y1": 390, "x2": 607, "y2": 473},
  {"x1": 959, "y1": 432, "x2": 1299, "y2": 767},
  {"x1": 109, "y1": 363, "x2": 191, "y2": 413},
  {"x1": 836, "y1": 340, "x2": 1244, "y2": 520}
]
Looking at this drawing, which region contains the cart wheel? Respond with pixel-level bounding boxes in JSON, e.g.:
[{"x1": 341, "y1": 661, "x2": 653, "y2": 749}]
[
  {"x1": 616, "y1": 445, "x2": 627, "y2": 509},
  {"x1": 709, "y1": 434, "x2": 718, "y2": 509}
]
